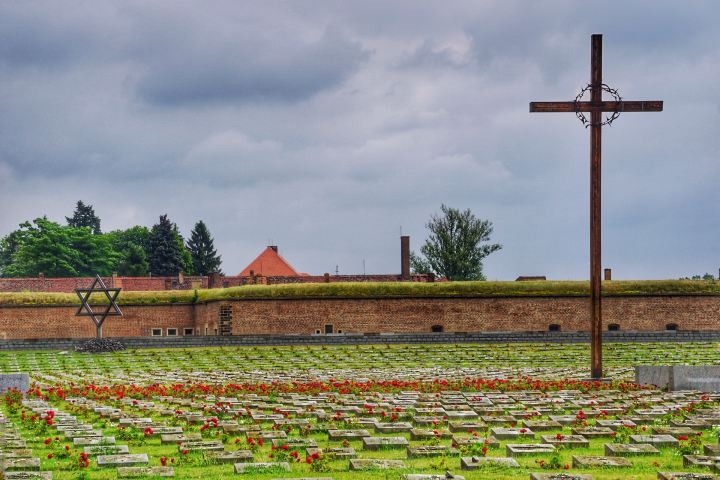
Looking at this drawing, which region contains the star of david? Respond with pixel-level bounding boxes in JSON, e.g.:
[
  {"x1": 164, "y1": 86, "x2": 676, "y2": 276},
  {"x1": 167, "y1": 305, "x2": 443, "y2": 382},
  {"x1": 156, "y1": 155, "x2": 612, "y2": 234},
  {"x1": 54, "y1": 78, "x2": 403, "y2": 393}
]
[{"x1": 75, "y1": 275, "x2": 122, "y2": 334}]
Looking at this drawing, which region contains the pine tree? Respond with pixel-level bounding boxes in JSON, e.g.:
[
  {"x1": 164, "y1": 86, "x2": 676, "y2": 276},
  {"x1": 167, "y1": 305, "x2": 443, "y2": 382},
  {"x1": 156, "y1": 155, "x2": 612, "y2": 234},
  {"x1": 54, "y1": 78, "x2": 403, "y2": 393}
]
[
  {"x1": 148, "y1": 214, "x2": 184, "y2": 276},
  {"x1": 66, "y1": 200, "x2": 101, "y2": 234},
  {"x1": 187, "y1": 220, "x2": 223, "y2": 275},
  {"x1": 117, "y1": 244, "x2": 149, "y2": 276}
]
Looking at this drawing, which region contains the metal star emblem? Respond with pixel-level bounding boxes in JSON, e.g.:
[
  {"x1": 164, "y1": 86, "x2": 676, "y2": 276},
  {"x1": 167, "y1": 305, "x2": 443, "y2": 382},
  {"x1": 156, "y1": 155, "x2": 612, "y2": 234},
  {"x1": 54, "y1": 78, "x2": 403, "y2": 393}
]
[{"x1": 75, "y1": 275, "x2": 122, "y2": 338}]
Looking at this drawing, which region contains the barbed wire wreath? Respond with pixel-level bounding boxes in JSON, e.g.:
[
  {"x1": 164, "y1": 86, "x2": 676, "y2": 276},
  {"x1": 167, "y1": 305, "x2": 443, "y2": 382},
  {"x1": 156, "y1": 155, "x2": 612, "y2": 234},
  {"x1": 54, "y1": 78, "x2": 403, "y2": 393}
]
[{"x1": 575, "y1": 83, "x2": 623, "y2": 127}]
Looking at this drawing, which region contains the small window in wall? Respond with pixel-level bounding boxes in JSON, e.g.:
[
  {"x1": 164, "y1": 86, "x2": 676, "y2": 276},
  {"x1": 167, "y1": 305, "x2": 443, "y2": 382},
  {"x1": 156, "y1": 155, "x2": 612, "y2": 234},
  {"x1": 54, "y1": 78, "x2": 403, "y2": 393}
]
[
  {"x1": 337, "y1": 329, "x2": 343, "y2": 334},
  {"x1": 167, "y1": 328, "x2": 178, "y2": 336},
  {"x1": 548, "y1": 324, "x2": 561, "y2": 332},
  {"x1": 151, "y1": 328, "x2": 162, "y2": 336},
  {"x1": 184, "y1": 328, "x2": 194, "y2": 336},
  {"x1": 431, "y1": 325, "x2": 444, "y2": 333},
  {"x1": 324, "y1": 324, "x2": 334, "y2": 334},
  {"x1": 607, "y1": 323, "x2": 620, "y2": 331},
  {"x1": 666, "y1": 323, "x2": 678, "y2": 331},
  {"x1": 315, "y1": 329, "x2": 321, "y2": 334},
  {"x1": 214, "y1": 328, "x2": 218, "y2": 335},
  {"x1": 204, "y1": 327, "x2": 208, "y2": 335}
]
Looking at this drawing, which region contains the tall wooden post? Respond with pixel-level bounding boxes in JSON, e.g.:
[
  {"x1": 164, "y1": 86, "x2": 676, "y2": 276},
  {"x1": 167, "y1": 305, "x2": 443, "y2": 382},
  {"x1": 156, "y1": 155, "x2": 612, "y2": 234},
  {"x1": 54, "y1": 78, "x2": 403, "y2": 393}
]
[{"x1": 589, "y1": 34, "x2": 603, "y2": 379}]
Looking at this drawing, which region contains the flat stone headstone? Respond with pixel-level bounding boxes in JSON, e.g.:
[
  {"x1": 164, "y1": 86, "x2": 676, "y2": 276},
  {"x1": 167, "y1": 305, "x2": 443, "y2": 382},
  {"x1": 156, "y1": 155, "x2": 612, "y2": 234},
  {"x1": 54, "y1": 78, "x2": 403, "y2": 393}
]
[
  {"x1": 73, "y1": 436, "x2": 116, "y2": 446},
  {"x1": 604, "y1": 443, "x2": 659, "y2": 456},
  {"x1": 522, "y1": 420, "x2": 562, "y2": 431},
  {"x1": 178, "y1": 441, "x2": 224, "y2": 451},
  {"x1": 307, "y1": 447, "x2": 356, "y2": 458},
  {"x1": 407, "y1": 445, "x2": 456, "y2": 457},
  {"x1": 506, "y1": 443, "x2": 555, "y2": 456},
  {"x1": 530, "y1": 474, "x2": 593, "y2": 480},
  {"x1": 571, "y1": 456, "x2": 633, "y2": 468},
  {"x1": 571, "y1": 427, "x2": 615, "y2": 438},
  {"x1": 4, "y1": 473, "x2": 53, "y2": 480},
  {"x1": 362, "y1": 436, "x2": 408, "y2": 450},
  {"x1": 234, "y1": 462, "x2": 290, "y2": 474},
  {"x1": 375, "y1": 422, "x2": 413, "y2": 433},
  {"x1": 657, "y1": 473, "x2": 719, "y2": 480},
  {"x1": 402, "y1": 475, "x2": 465, "y2": 480},
  {"x1": 205, "y1": 450, "x2": 253, "y2": 464},
  {"x1": 2, "y1": 457, "x2": 40, "y2": 471},
  {"x1": 683, "y1": 455, "x2": 720, "y2": 468},
  {"x1": 349, "y1": 459, "x2": 406, "y2": 470},
  {"x1": 117, "y1": 467, "x2": 174, "y2": 478},
  {"x1": 460, "y1": 456, "x2": 520, "y2": 470},
  {"x1": 97, "y1": 454, "x2": 149, "y2": 468},
  {"x1": 328, "y1": 429, "x2": 370, "y2": 440},
  {"x1": 490, "y1": 427, "x2": 535, "y2": 439},
  {"x1": 160, "y1": 433, "x2": 202, "y2": 444},
  {"x1": 0, "y1": 374, "x2": 30, "y2": 393},
  {"x1": 541, "y1": 435, "x2": 589, "y2": 448},
  {"x1": 630, "y1": 435, "x2": 679, "y2": 447},
  {"x1": 452, "y1": 435, "x2": 499, "y2": 448},
  {"x1": 84, "y1": 445, "x2": 130, "y2": 456},
  {"x1": 449, "y1": 422, "x2": 486, "y2": 432},
  {"x1": 410, "y1": 428, "x2": 452, "y2": 440}
]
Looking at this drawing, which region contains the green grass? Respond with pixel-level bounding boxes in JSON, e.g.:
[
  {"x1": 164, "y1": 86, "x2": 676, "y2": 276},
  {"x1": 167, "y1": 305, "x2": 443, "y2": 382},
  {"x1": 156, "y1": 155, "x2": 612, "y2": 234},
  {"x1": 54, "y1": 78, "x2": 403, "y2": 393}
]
[
  {"x1": 2, "y1": 342, "x2": 720, "y2": 479},
  {"x1": 1, "y1": 279, "x2": 719, "y2": 305}
]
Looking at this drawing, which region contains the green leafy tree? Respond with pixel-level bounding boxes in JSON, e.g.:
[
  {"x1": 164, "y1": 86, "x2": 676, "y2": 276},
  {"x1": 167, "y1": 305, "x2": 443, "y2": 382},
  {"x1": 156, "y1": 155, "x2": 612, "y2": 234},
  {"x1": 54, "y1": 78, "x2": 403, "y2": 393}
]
[
  {"x1": 148, "y1": 214, "x2": 185, "y2": 276},
  {"x1": 3, "y1": 218, "x2": 117, "y2": 277},
  {"x1": 174, "y1": 225, "x2": 194, "y2": 276},
  {"x1": 0, "y1": 228, "x2": 30, "y2": 277},
  {"x1": 187, "y1": 220, "x2": 223, "y2": 275},
  {"x1": 66, "y1": 200, "x2": 102, "y2": 234},
  {"x1": 116, "y1": 243, "x2": 149, "y2": 276},
  {"x1": 411, "y1": 204, "x2": 501, "y2": 281}
]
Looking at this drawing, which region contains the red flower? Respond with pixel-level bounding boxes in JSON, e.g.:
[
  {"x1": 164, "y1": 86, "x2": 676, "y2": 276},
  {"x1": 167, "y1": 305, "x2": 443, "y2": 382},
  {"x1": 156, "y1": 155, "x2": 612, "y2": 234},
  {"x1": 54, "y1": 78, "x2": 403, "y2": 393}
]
[
  {"x1": 305, "y1": 456, "x2": 313, "y2": 464},
  {"x1": 678, "y1": 435, "x2": 689, "y2": 441},
  {"x1": 257, "y1": 438, "x2": 264, "y2": 446},
  {"x1": 182, "y1": 449, "x2": 189, "y2": 455},
  {"x1": 47, "y1": 454, "x2": 53, "y2": 459},
  {"x1": 44, "y1": 438, "x2": 52, "y2": 445},
  {"x1": 160, "y1": 457, "x2": 168, "y2": 466}
]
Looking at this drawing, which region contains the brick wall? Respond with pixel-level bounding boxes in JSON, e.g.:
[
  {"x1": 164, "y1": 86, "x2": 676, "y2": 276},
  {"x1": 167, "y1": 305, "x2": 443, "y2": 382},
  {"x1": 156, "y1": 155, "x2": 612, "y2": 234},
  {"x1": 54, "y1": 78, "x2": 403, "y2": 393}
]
[
  {"x1": 0, "y1": 294, "x2": 718, "y2": 340},
  {"x1": 0, "y1": 304, "x2": 194, "y2": 339}
]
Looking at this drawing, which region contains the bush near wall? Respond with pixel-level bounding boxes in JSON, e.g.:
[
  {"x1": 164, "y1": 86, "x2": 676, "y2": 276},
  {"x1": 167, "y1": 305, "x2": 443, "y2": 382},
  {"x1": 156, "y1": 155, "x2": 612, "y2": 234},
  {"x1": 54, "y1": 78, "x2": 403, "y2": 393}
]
[{"x1": 0, "y1": 280, "x2": 718, "y2": 306}]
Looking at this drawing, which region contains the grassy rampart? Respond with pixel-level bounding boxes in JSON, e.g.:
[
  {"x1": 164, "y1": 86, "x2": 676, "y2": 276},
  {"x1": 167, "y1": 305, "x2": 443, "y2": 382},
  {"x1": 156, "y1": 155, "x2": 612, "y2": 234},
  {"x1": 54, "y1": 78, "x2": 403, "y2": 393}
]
[{"x1": 0, "y1": 279, "x2": 718, "y2": 306}]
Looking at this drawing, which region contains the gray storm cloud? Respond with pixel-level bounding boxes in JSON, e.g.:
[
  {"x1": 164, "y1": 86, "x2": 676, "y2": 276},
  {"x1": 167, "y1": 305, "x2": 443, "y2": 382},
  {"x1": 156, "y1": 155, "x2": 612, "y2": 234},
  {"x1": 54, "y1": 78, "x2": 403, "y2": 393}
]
[{"x1": 0, "y1": 0, "x2": 718, "y2": 279}]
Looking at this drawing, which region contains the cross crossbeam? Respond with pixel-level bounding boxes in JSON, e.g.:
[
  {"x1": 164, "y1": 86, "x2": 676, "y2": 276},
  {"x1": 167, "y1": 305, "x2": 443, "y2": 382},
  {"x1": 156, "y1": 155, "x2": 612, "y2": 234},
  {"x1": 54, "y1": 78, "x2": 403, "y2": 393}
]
[
  {"x1": 530, "y1": 34, "x2": 662, "y2": 379},
  {"x1": 530, "y1": 101, "x2": 663, "y2": 113}
]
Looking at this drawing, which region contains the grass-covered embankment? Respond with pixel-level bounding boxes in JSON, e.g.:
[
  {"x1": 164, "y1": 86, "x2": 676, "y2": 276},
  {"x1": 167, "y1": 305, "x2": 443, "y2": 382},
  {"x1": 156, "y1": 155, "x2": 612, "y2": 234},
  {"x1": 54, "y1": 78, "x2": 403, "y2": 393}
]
[{"x1": 0, "y1": 279, "x2": 718, "y2": 306}]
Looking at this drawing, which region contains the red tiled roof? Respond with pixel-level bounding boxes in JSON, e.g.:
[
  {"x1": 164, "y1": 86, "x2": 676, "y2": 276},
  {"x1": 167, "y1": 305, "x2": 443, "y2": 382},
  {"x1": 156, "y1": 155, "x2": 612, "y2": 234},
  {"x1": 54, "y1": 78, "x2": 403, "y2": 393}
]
[{"x1": 239, "y1": 246, "x2": 306, "y2": 277}]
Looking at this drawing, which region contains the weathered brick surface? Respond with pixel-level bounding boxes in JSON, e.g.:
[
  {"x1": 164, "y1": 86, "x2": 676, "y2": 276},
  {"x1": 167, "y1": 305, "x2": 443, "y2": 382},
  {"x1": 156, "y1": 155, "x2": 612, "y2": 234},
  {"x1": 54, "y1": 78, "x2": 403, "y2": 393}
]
[
  {"x1": 0, "y1": 304, "x2": 194, "y2": 339},
  {"x1": 198, "y1": 295, "x2": 720, "y2": 336},
  {"x1": 0, "y1": 295, "x2": 718, "y2": 340}
]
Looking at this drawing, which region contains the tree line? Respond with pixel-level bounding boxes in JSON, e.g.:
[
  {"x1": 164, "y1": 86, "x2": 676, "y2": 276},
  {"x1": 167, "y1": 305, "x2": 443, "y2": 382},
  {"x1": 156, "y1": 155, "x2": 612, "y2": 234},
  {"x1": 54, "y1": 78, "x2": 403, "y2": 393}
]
[{"x1": 0, "y1": 201, "x2": 222, "y2": 278}]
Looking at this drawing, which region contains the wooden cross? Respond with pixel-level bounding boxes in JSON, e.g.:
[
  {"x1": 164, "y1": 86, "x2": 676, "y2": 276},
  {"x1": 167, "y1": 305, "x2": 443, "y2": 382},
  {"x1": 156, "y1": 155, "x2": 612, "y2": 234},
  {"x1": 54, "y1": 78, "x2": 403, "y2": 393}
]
[{"x1": 530, "y1": 34, "x2": 662, "y2": 379}]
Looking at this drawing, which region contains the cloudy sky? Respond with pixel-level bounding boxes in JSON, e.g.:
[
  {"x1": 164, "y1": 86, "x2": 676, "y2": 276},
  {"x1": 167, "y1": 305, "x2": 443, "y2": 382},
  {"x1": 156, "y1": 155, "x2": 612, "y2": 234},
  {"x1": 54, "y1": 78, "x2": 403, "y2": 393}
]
[{"x1": 1, "y1": 1, "x2": 718, "y2": 279}]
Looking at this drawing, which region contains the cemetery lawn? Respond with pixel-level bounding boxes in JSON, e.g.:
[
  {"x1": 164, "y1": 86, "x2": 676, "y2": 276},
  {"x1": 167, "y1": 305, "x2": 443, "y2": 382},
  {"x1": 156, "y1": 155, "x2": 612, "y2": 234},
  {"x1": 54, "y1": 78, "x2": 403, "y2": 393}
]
[{"x1": 2, "y1": 342, "x2": 720, "y2": 479}]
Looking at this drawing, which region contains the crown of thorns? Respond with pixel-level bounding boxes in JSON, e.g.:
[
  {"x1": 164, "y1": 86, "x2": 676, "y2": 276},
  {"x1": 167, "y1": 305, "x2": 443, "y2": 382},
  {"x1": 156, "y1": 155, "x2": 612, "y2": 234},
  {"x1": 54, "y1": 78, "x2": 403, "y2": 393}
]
[{"x1": 575, "y1": 83, "x2": 623, "y2": 127}]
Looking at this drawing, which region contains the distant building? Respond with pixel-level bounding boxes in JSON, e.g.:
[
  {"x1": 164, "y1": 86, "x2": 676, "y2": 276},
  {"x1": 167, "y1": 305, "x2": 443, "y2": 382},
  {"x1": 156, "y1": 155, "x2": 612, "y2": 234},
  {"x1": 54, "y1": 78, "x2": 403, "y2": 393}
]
[{"x1": 239, "y1": 246, "x2": 307, "y2": 277}]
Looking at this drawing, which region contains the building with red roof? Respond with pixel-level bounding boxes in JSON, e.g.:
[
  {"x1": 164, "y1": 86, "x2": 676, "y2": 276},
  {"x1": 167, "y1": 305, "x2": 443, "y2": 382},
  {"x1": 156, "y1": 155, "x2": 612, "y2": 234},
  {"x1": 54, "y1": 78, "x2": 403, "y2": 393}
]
[{"x1": 238, "y1": 246, "x2": 307, "y2": 277}]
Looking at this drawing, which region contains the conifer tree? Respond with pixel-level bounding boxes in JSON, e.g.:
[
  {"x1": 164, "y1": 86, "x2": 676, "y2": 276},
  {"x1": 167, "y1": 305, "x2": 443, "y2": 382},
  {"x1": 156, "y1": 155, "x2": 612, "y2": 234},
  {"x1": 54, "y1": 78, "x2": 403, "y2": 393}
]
[
  {"x1": 148, "y1": 214, "x2": 184, "y2": 276},
  {"x1": 117, "y1": 244, "x2": 149, "y2": 276},
  {"x1": 187, "y1": 220, "x2": 222, "y2": 275},
  {"x1": 66, "y1": 200, "x2": 101, "y2": 234}
]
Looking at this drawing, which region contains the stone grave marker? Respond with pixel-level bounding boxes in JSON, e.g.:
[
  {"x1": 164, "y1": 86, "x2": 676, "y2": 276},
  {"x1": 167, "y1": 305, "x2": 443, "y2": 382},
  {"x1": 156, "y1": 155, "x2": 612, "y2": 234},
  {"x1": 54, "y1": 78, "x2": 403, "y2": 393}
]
[
  {"x1": 117, "y1": 466, "x2": 175, "y2": 478},
  {"x1": 506, "y1": 443, "x2": 555, "y2": 456},
  {"x1": 604, "y1": 443, "x2": 659, "y2": 456},
  {"x1": 571, "y1": 456, "x2": 633, "y2": 468},
  {"x1": 349, "y1": 459, "x2": 406, "y2": 470},
  {"x1": 460, "y1": 456, "x2": 520, "y2": 469},
  {"x1": 97, "y1": 453, "x2": 149, "y2": 468}
]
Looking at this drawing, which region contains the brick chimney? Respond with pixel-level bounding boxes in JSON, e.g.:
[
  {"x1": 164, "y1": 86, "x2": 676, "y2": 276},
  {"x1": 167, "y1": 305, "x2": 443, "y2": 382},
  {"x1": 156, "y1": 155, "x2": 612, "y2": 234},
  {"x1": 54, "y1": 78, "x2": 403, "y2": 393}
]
[
  {"x1": 269, "y1": 245, "x2": 278, "y2": 252},
  {"x1": 401, "y1": 236, "x2": 410, "y2": 280}
]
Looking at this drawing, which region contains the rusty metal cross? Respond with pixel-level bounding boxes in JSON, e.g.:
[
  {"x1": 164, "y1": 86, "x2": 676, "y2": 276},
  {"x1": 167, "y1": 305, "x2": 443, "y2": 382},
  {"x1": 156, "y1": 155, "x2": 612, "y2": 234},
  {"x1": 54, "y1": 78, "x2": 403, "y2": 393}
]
[{"x1": 530, "y1": 34, "x2": 663, "y2": 379}]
